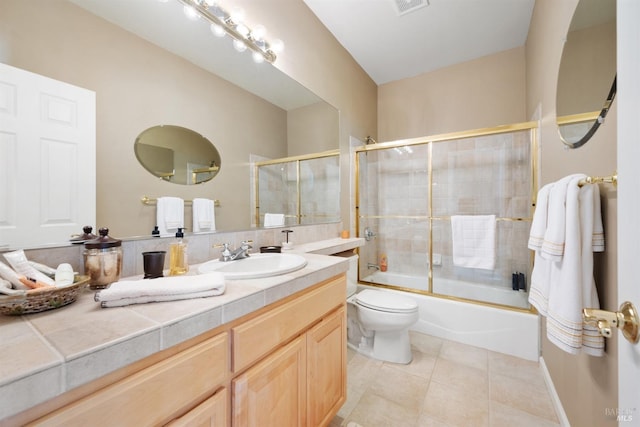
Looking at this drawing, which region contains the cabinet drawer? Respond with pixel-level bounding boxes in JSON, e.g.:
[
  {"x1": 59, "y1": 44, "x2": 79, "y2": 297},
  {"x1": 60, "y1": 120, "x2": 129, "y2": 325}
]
[
  {"x1": 29, "y1": 333, "x2": 229, "y2": 427},
  {"x1": 232, "y1": 275, "x2": 345, "y2": 373},
  {"x1": 165, "y1": 387, "x2": 228, "y2": 427}
]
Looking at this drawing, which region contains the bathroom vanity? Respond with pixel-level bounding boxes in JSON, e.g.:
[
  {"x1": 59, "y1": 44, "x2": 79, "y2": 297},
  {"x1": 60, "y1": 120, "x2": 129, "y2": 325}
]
[{"x1": 0, "y1": 251, "x2": 351, "y2": 427}]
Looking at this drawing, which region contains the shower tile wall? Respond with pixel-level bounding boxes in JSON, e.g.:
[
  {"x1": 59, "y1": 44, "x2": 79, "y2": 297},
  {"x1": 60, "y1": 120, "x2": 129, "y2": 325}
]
[{"x1": 358, "y1": 130, "x2": 533, "y2": 307}]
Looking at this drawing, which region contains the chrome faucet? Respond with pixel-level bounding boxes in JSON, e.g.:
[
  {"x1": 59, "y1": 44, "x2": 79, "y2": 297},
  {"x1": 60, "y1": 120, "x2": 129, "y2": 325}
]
[
  {"x1": 367, "y1": 263, "x2": 380, "y2": 270},
  {"x1": 364, "y1": 227, "x2": 377, "y2": 241},
  {"x1": 218, "y1": 241, "x2": 253, "y2": 262}
]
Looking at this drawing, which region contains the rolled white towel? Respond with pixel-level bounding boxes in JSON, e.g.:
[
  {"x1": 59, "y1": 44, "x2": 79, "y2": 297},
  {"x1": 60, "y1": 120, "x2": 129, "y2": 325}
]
[{"x1": 95, "y1": 273, "x2": 225, "y2": 307}]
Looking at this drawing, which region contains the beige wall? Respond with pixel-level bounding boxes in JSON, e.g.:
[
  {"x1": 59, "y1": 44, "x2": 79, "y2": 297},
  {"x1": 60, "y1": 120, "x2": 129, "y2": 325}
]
[
  {"x1": 526, "y1": 0, "x2": 618, "y2": 426},
  {"x1": 378, "y1": 47, "x2": 527, "y2": 142},
  {"x1": 287, "y1": 102, "x2": 339, "y2": 156}
]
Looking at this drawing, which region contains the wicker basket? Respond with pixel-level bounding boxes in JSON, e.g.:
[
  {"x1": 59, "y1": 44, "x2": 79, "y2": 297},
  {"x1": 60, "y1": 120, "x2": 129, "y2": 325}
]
[{"x1": 0, "y1": 275, "x2": 90, "y2": 315}]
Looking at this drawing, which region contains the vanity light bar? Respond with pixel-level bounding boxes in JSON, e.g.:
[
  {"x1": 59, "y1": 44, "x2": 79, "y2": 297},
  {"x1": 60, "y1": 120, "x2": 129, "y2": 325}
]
[{"x1": 177, "y1": 0, "x2": 278, "y2": 63}]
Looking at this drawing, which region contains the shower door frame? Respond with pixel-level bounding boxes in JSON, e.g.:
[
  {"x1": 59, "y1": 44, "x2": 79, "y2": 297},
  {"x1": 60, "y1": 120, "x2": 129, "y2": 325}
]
[{"x1": 354, "y1": 121, "x2": 539, "y2": 313}]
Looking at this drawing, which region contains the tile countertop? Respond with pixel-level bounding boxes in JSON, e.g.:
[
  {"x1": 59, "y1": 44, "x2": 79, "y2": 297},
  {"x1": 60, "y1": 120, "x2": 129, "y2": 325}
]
[{"x1": 0, "y1": 238, "x2": 363, "y2": 421}]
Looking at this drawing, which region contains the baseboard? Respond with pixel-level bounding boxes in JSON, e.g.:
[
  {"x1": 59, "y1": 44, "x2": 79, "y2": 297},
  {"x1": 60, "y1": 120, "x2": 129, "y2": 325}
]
[{"x1": 539, "y1": 356, "x2": 571, "y2": 427}]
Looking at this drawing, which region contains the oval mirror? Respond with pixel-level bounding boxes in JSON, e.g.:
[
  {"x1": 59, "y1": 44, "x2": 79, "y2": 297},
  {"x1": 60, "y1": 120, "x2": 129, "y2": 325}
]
[
  {"x1": 134, "y1": 125, "x2": 221, "y2": 185},
  {"x1": 556, "y1": 0, "x2": 616, "y2": 148}
]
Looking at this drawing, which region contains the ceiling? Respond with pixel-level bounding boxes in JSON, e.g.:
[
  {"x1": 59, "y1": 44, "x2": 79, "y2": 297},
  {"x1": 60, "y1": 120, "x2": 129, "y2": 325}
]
[
  {"x1": 72, "y1": 0, "x2": 536, "y2": 98},
  {"x1": 303, "y1": 0, "x2": 536, "y2": 85}
]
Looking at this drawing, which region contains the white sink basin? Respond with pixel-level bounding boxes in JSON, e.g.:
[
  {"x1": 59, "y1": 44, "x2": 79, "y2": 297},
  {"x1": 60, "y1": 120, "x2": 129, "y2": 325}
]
[{"x1": 197, "y1": 253, "x2": 308, "y2": 279}]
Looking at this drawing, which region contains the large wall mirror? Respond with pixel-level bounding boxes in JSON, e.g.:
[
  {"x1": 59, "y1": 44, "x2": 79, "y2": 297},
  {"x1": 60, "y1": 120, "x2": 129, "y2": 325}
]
[
  {"x1": 556, "y1": 0, "x2": 616, "y2": 148},
  {"x1": 0, "y1": 0, "x2": 339, "y2": 247}
]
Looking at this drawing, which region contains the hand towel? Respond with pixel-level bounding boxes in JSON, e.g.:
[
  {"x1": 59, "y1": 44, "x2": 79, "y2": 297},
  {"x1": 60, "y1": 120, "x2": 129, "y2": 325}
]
[
  {"x1": 95, "y1": 272, "x2": 225, "y2": 308},
  {"x1": 192, "y1": 198, "x2": 215, "y2": 233},
  {"x1": 264, "y1": 213, "x2": 285, "y2": 227},
  {"x1": 157, "y1": 197, "x2": 184, "y2": 237},
  {"x1": 450, "y1": 215, "x2": 496, "y2": 270}
]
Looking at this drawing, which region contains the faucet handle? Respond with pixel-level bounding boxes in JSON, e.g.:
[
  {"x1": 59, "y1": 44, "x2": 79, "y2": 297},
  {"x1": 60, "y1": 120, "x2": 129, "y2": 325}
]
[
  {"x1": 214, "y1": 243, "x2": 232, "y2": 254},
  {"x1": 240, "y1": 240, "x2": 253, "y2": 248}
]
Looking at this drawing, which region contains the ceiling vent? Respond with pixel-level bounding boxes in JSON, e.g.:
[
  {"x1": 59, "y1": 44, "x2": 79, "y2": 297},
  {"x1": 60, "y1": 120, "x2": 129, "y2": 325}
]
[{"x1": 392, "y1": 0, "x2": 429, "y2": 16}]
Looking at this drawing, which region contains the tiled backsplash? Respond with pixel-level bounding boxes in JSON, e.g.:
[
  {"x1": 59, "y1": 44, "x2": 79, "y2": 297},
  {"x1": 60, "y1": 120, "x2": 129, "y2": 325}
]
[{"x1": 14, "y1": 223, "x2": 342, "y2": 279}]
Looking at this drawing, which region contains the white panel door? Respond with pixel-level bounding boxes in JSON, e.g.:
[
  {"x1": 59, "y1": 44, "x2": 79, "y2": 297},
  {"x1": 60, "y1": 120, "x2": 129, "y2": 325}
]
[
  {"x1": 0, "y1": 63, "x2": 95, "y2": 249},
  {"x1": 617, "y1": 2, "x2": 640, "y2": 425}
]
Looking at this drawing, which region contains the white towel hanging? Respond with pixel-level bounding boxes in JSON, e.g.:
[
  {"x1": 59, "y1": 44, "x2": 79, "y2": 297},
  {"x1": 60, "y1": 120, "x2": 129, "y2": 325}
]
[
  {"x1": 192, "y1": 198, "x2": 216, "y2": 233},
  {"x1": 156, "y1": 197, "x2": 184, "y2": 237},
  {"x1": 528, "y1": 174, "x2": 605, "y2": 356},
  {"x1": 264, "y1": 213, "x2": 285, "y2": 227},
  {"x1": 450, "y1": 215, "x2": 496, "y2": 270}
]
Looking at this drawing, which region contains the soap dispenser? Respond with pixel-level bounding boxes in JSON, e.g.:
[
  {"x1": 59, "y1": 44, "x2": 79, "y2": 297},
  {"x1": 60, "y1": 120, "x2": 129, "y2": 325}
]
[{"x1": 169, "y1": 228, "x2": 188, "y2": 276}]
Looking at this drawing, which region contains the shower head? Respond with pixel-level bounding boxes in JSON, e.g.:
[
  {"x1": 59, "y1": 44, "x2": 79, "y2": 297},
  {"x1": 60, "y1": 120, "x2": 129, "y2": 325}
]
[{"x1": 365, "y1": 136, "x2": 377, "y2": 145}]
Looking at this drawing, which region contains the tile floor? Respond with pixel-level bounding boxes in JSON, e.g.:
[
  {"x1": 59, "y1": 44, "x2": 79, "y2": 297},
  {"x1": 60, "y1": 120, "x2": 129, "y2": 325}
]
[{"x1": 330, "y1": 331, "x2": 561, "y2": 427}]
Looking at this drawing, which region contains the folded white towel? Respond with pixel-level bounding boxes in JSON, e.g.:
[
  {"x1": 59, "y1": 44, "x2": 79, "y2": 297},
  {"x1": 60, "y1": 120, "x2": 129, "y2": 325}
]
[
  {"x1": 451, "y1": 215, "x2": 496, "y2": 270},
  {"x1": 95, "y1": 273, "x2": 225, "y2": 307},
  {"x1": 192, "y1": 198, "x2": 215, "y2": 233},
  {"x1": 157, "y1": 197, "x2": 184, "y2": 237},
  {"x1": 264, "y1": 213, "x2": 285, "y2": 227}
]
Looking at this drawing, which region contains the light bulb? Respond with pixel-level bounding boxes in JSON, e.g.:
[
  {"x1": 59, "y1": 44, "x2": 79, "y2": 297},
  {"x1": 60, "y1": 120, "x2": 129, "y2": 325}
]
[
  {"x1": 236, "y1": 23, "x2": 250, "y2": 38},
  {"x1": 252, "y1": 51, "x2": 265, "y2": 63},
  {"x1": 233, "y1": 39, "x2": 247, "y2": 52},
  {"x1": 210, "y1": 23, "x2": 226, "y2": 37},
  {"x1": 270, "y1": 39, "x2": 284, "y2": 53},
  {"x1": 183, "y1": 5, "x2": 201, "y2": 20},
  {"x1": 251, "y1": 25, "x2": 266, "y2": 41},
  {"x1": 230, "y1": 7, "x2": 245, "y2": 24}
]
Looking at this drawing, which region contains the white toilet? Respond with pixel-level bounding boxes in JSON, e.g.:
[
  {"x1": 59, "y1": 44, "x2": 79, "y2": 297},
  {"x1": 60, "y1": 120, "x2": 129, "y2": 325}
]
[{"x1": 345, "y1": 256, "x2": 419, "y2": 364}]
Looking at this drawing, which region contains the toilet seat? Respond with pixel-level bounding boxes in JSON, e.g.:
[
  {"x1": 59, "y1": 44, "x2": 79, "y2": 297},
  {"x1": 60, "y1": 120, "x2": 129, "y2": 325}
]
[{"x1": 355, "y1": 289, "x2": 418, "y2": 313}]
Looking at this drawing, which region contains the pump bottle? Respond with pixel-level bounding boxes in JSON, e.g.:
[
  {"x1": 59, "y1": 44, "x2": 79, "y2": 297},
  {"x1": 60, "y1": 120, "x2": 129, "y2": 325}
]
[{"x1": 169, "y1": 228, "x2": 188, "y2": 276}]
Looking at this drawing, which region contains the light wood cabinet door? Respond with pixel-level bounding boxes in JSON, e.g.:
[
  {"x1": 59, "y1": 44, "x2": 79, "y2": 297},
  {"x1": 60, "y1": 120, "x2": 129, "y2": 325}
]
[
  {"x1": 307, "y1": 306, "x2": 346, "y2": 427},
  {"x1": 232, "y1": 336, "x2": 307, "y2": 427},
  {"x1": 232, "y1": 276, "x2": 345, "y2": 373},
  {"x1": 165, "y1": 388, "x2": 228, "y2": 427}
]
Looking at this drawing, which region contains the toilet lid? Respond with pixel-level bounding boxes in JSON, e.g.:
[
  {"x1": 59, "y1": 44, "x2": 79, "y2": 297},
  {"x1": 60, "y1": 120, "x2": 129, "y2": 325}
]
[{"x1": 355, "y1": 289, "x2": 418, "y2": 313}]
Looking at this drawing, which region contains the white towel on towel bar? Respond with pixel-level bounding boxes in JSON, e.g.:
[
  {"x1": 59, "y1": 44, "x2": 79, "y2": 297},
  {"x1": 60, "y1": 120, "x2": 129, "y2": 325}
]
[
  {"x1": 264, "y1": 213, "x2": 285, "y2": 227},
  {"x1": 450, "y1": 215, "x2": 496, "y2": 270},
  {"x1": 192, "y1": 198, "x2": 215, "y2": 233},
  {"x1": 156, "y1": 197, "x2": 184, "y2": 237},
  {"x1": 540, "y1": 174, "x2": 581, "y2": 261},
  {"x1": 528, "y1": 174, "x2": 605, "y2": 356},
  {"x1": 527, "y1": 182, "x2": 553, "y2": 251}
]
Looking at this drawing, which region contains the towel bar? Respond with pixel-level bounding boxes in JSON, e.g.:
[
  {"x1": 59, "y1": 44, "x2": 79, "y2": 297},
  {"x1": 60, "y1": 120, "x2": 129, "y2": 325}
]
[
  {"x1": 141, "y1": 196, "x2": 220, "y2": 207},
  {"x1": 578, "y1": 172, "x2": 617, "y2": 187}
]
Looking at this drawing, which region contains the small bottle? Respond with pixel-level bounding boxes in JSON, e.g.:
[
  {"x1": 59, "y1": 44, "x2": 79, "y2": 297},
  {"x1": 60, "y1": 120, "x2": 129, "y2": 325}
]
[
  {"x1": 379, "y1": 253, "x2": 388, "y2": 272},
  {"x1": 169, "y1": 228, "x2": 189, "y2": 276}
]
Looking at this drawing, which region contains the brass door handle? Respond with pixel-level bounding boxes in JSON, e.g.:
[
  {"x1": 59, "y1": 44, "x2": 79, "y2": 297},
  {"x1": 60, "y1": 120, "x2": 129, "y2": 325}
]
[{"x1": 583, "y1": 301, "x2": 639, "y2": 344}]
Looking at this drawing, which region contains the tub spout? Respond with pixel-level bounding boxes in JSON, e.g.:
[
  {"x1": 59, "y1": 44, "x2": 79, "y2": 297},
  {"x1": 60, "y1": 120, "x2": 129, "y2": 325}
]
[{"x1": 367, "y1": 263, "x2": 380, "y2": 270}]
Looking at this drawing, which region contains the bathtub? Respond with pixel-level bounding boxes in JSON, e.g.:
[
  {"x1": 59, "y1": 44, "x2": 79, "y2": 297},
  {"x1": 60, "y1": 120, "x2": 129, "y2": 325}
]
[
  {"x1": 362, "y1": 271, "x2": 530, "y2": 309},
  {"x1": 359, "y1": 272, "x2": 539, "y2": 361}
]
